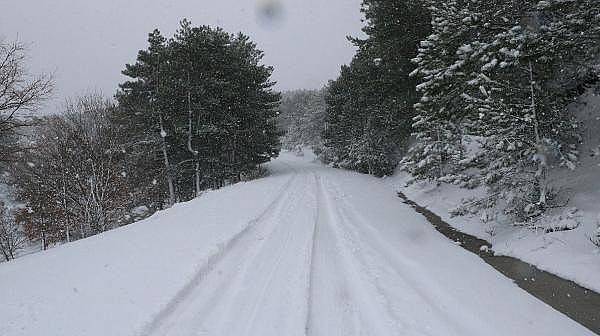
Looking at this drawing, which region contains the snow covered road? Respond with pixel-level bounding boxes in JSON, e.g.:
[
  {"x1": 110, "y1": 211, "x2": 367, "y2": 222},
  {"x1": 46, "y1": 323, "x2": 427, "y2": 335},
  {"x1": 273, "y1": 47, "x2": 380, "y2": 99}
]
[{"x1": 0, "y1": 153, "x2": 595, "y2": 336}]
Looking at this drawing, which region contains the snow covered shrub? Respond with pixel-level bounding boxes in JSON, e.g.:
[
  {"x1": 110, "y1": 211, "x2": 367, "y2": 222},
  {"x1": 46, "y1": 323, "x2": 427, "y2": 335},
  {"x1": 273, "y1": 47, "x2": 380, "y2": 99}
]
[
  {"x1": 292, "y1": 146, "x2": 305, "y2": 157},
  {"x1": 449, "y1": 204, "x2": 473, "y2": 218},
  {"x1": 317, "y1": 146, "x2": 337, "y2": 166},
  {"x1": 591, "y1": 214, "x2": 600, "y2": 248},
  {"x1": 438, "y1": 173, "x2": 480, "y2": 189},
  {"x1": 240, "y1": 165, "x2": 269, "y2": 182},
  {"x1": 532, "y1": 207, "x2": 581, "y2": 233},
  {"x1": 450, "y1": 195, "x2": 497, "y2": 220},
  {"x1": 503, "y1": 181, "x2": 564, "y2": 223},
  {"x1": 310, "y1": 140, "x2": 325, "y2": 158},
  {"x1": 340, "y1": 133, "x2": 399, "y2": 177},
  {"x1": 451, "y1": 197, "x2": 484, "y2": 217}
]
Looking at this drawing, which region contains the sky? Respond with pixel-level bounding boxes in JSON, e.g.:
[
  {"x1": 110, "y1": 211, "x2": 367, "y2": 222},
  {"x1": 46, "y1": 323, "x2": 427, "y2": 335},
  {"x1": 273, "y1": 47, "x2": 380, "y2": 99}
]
[{"x1": 0, "y1": 0, "x2": 364, "y2": 114}]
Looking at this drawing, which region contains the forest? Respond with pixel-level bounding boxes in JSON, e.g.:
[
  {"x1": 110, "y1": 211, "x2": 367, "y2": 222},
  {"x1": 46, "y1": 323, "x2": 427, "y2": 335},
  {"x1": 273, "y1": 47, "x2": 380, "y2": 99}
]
[
  {"x1": 0, "y1": 20, "x2": 280, "y2": 256},
  {"x1": 2, "y1": 1, "x2": 600, "y2": 335},
  {"x1": 1, "y1": 0, "x2": 599, "y2": 260}
]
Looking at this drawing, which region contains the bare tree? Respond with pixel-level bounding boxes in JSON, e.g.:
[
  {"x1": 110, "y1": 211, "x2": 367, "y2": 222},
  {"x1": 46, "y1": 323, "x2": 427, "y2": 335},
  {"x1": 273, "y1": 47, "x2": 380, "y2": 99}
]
[
  {"x1": 0, "y1": 39, "x2": 54, "y2": 162},
  {"x1": 11, "y1": 94, "x2": 132, "y2": 246},
  {"x1": 0, "y1": 202, "x2": 25, "y2": 261}
]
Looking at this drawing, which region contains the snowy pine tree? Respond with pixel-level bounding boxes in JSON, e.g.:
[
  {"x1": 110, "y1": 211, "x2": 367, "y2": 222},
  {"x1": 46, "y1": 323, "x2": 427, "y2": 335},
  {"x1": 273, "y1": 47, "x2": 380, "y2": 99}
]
[
  {"x1": 406, "y1": 0, "x2": 600, "y2": 220},
  {"x1": 323, "y1": 0, "x2": 430, "y2": 176},
  {"x1": 117, "y1": 29, "x2": 177, "y2": 207},
  {"x1": 461, "y1": 1, "x2": 595, "y2": 220},
  {"x1": 279, "y1": 89, "x2": 327, "y2": 153},
  {"x1": 118, "y1": 20, "x2": 280, "y2": 200},
  {"x1": 403, "y1": 1, "x2": 475, "y2": 183}
]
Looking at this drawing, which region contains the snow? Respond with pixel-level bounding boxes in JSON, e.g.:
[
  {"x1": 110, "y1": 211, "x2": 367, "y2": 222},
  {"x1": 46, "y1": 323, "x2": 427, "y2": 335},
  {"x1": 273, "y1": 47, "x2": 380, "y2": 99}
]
[
  {"x1": 131, "y1": 205, "x2": 150, "y2": 216},
  {"x1": 0, "y1": 152, "x2": 594, "y2": 336},
  {"x1": 390, "y1": 91, "x2": 600, "y2": 294},
  {"x1": 0, "y1": 160, "x2": 294, "y2": 336}
]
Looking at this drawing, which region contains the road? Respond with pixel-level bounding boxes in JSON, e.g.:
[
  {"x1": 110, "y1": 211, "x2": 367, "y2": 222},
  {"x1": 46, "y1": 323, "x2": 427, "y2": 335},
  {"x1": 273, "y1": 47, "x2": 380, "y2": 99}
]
[{"x1": 138, "y1": 154, "x2": 595, "y2": 336}]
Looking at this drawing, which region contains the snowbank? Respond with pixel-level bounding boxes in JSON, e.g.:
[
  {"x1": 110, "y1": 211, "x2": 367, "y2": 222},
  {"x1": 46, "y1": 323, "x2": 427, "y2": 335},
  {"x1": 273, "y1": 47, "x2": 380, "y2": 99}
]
[{"x1": 0, "y1": 160, "x2": 293, "y2": 336}]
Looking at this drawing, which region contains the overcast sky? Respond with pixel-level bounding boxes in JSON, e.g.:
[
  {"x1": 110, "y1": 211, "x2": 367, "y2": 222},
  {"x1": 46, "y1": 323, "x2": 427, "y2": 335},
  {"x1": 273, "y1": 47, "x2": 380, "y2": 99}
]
[{"x1": 1, "y1": 0, "x2": 364, "y2": 113}]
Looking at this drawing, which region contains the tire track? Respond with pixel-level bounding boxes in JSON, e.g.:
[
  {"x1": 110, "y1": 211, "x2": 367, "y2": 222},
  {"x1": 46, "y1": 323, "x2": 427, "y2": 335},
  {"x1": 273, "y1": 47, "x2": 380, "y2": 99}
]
[
  {"x1": 239, "y1": 216, "x2": 296, "y2": 335},
  {"x1": 139, "y1": 170, "x2": 300, "y2": 336},
  {"x1": 207, "y1": 168, "x2": 317, "y2": 336},
  {"x1": 307, "y1": 174, "x2": 398, "y2": 336},
  {"x1": 322, "y1": 176, "x2": 487, "y2": 335},
  {"x1": 304, "y1": 173, "x2": 321, "y2": 336}
]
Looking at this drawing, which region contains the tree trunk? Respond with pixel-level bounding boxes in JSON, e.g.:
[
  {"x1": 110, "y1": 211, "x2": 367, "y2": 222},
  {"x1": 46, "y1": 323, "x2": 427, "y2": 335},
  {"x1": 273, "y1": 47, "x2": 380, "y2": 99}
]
[
  {"x1": 195, "y1": 161, "x2": 202, "y2": 196},
  {"x1": 1, "y1": 249, "x2": 9, "y2": 262},
  {"x1": 41, "y1": 225, "x2": 47, "y2": 251},
  {"x1": 159, "y1": 114, "x2": 176, "y2": 207},
  {"x1": 529, "y1": 61, "x2": 547, "y2": 206},
  {"x1": 62, "y1": 174, "x2": 71, "y2": 242},
  {"x1": 186, "y1": 84, "x2": 201, "y2": 198}
]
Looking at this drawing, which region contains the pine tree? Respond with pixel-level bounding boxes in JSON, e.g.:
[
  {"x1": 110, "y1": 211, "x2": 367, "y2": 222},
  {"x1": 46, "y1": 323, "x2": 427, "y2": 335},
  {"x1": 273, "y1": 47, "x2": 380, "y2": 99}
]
[
  {"x1": 323, "y1": 0, "x2": 430, "y2": 177},
  {"x1": 279, "y1": 89, "x2": 326, "y2": 152},
  {"x1": 403, "y1": 0, "x2": 487, "y2": 183},
  {"x1": 323, "y1": 55, "x2": 393, "y2": 176},
  {"x1": 410, "y1": 0, "x2": 600, "y2": 219},
  {"x1": 118, "y1": 20, "x2": 280, "y2": 200},
  {"x1": 117, "y1": 29, "x2": 177, "y2": 207},
  {"x1": 539, "y1": 0, "x2": 600, "y2": 94},
  {"x1": 460, "y1": 0, "x2": 598, "y2": 219}
]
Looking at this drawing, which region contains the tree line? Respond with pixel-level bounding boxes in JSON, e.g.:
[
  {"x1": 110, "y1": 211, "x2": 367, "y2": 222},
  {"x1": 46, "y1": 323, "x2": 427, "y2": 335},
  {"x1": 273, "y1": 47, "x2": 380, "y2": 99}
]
[
  {"x1": 3, "y1": 1, "x2": 600, "y2": 259},
  {"x1": 0, "y1": 20, "x2": 280, "y2": 259},
  {"x1": 321, "y1": 0, "x2": 599, "y2": 223},
  {"x1": 278, "y1": 89, "x2": 326, "y2": 154}
]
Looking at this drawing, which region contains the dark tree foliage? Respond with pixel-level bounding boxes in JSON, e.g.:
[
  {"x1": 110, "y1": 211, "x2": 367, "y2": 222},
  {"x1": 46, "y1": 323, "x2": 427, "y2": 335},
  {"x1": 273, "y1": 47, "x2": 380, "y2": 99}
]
[
  {"x1": 117, "y1": 20, "x2": 281, "y2": 204},
  {"x1": 278, "y1": 89, "x2": 326, "y2": 152},
  {"x1": 115, "y1": 29, "x2": 177, "y2": 206},
  {"x1": 323, "y1": 0, "x2": 431, "y2": 176}
]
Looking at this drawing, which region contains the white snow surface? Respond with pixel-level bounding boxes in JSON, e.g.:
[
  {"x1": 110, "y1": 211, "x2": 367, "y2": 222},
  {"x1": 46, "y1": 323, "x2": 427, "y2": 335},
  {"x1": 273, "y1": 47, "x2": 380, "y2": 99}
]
[
  {"x1": 0, "y1": 152, "x2": 593, "y2": 336},
  {"x1": 390, "y1": 91, "x2": 600, "y2": 294}
]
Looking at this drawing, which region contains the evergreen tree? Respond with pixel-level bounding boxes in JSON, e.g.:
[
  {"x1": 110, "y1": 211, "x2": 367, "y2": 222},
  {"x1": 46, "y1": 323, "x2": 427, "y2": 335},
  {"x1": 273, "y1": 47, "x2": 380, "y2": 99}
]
[
  {"x1": 117, "y1": 20, "x2": 280, "y2": 202},
  {"x1": 324, "y1": 54, "x2": 397, "y2": 176},
  {"x1": 278, "y1": 89, "x2": 327, "y2": 153},
  {"x1": 539, "y1": 0, "x2": 600, "y2": 94},
  {"x1": 402, "y1": 0, "x2": 475, "y2": 183},
  {"x1": 461, "y1": 0, "x2": 598, "y2": 219},
  {"x1": 323, "y1": 0, "x2": 430, "y2": 176},
  {"x1": 116, "y1": 29, "x2": 177, "y2": 207},
  {"x1": 408, "y1": 0, "x2": 600, "y2": 219}
]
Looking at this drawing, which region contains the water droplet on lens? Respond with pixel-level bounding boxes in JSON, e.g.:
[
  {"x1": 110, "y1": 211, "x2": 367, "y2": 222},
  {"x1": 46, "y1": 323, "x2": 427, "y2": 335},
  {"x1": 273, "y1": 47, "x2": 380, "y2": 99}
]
[{"x1": 256, "y1": 0, "x2": 284, "y2": 29}]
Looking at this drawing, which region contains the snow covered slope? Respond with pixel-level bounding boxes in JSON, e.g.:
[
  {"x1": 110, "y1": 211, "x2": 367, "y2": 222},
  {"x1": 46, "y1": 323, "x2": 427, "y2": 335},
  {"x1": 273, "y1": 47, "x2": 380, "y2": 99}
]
[
  {"x1": 0, "y1": 152, "x2": 594, "y2": 336},
  {"x1": 392, "y1": 91, "x2": 600, "y2": 294}
]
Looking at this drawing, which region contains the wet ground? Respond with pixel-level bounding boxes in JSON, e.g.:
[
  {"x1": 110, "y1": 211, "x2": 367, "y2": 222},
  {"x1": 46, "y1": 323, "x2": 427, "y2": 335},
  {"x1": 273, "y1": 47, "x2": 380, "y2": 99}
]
[{"x1": 398, "y1": 192, "x2": 600, "y2": 335}]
